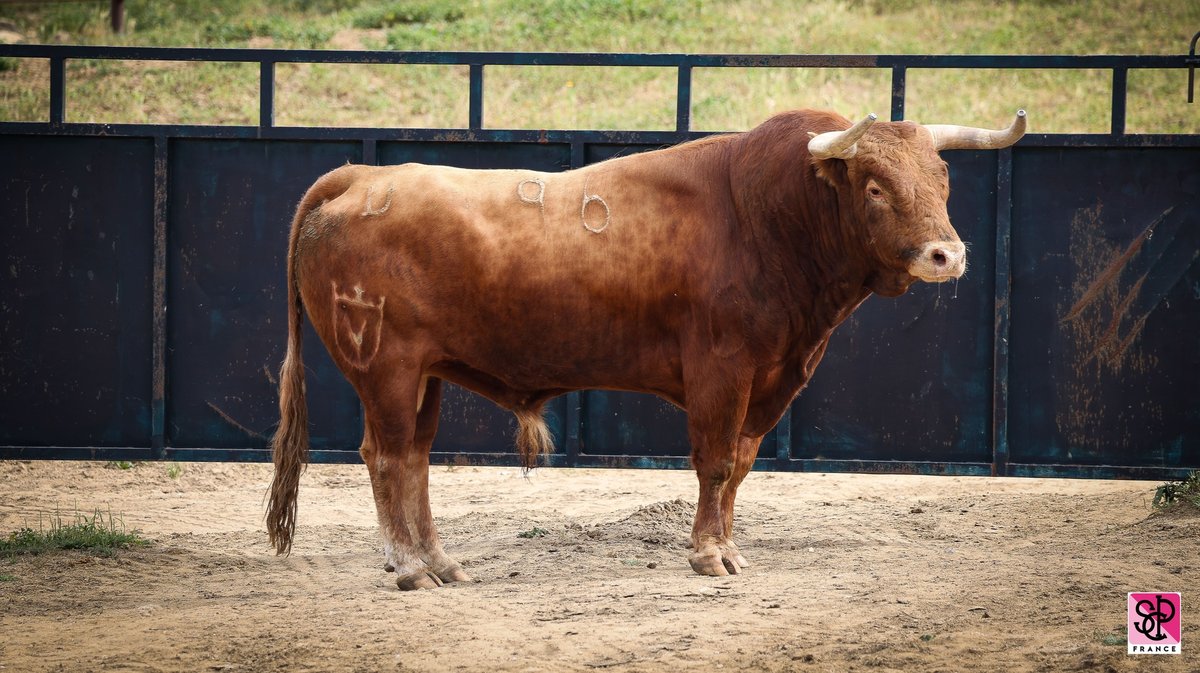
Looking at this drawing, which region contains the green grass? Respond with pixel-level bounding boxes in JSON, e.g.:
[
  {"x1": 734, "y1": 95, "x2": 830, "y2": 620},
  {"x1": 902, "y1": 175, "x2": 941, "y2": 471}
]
[
  {"x1": 517, "y1": 526, "x2": 549, "y2": 538},
  {"x1": 0, "y1": 0, "x2": 1197, "y2": 132},
  {"x1": 0, "y1": 508, "x2": 150, "y2": 557},
  {"x1": 351, "y1": 1, "x2": 465, "y2": 30}
]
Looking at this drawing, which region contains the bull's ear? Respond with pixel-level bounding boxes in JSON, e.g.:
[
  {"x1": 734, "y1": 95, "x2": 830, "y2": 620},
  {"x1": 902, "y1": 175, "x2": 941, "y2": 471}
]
[{"x1": 810, "y1": 152, "x2": 848, "y2": 187}]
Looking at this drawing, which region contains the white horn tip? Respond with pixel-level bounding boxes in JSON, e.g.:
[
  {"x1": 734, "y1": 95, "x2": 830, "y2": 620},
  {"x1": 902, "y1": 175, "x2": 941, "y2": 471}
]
[
  {"x1": 1016, "y1": 109, "x2": 1027, "y2": 118},
  {"x1": 867, "y1": 112, "x2": 879, "y2": 121}
]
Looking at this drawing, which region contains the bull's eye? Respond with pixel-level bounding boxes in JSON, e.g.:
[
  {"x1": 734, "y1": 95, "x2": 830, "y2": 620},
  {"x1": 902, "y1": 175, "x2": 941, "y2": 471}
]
[{"x1": 866, "y1": 183, "x2": 885, "y2": 200}]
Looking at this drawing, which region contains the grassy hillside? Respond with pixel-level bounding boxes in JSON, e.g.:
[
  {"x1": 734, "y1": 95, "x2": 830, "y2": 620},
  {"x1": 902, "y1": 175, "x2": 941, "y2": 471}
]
[{"x1": 1, "y1": 0, "x2": 1197, "y2": 133}]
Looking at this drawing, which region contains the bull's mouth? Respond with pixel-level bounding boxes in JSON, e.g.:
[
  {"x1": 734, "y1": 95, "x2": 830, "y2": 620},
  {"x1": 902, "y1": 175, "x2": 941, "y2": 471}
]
[{"x1": 910, "y1": 268, "x2": 966, "y2": 283}]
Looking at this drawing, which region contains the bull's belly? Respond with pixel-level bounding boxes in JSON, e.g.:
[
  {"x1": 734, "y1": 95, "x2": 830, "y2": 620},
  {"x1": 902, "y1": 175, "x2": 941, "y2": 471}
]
[{"x1": 426, "y1": 309, "x2": 686, "y2": 408}]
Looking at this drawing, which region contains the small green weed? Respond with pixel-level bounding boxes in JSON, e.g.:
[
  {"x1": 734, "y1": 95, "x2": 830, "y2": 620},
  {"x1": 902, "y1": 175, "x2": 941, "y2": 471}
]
[
  {"x1": 621, "y1": 558, "x2": 642, "y2": 567},
  {"x1": 0, "y1": 509, "x2": 149, "y2": 557},
  {"x1": 0, "y1": 573, "x2": 15, "y2": 582},
  {"x1": 517, "y1": 526, "x2": 548, "y2": 538},
  {"x1": 1094, "y1": 630, "x2": 1124, "y2": 647},
  {"x1": 105, "y1": 460, "x2": 135, "y2": 470},
  {"x1": 1152, "y1": 472, "x2": 1200, "y2": 510},
  {"x1": 166, "y1": 463, "x2": 183, "y2": 479},
  {"x1": 919, "y1": 634, "x2": 935, "y2": 642}
]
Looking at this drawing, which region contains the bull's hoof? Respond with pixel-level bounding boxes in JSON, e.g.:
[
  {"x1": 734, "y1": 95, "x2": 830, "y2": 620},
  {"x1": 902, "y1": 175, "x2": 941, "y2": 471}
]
[
  {"x1": 688, "y1": 543, "x2": 745, "y2": 576},
  {"x1": 727, "y1": 541, "x2": 750, "y2": 569},
  {"x1": 396, "y1": 569, "x2": 443, "y2": 591},
  {"x1": 432, "y1": 562, "x2": 472, "y2": 584}
]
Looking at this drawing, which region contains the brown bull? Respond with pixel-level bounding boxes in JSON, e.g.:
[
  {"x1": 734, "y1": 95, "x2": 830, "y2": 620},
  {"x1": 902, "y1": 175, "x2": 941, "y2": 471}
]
[{"x1": 267, "y1": 108, "x2": 1026, "y2": 589}]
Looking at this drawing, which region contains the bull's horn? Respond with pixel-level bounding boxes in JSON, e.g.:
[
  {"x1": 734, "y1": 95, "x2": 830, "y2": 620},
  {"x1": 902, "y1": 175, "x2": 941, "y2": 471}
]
[
  {"x1": 925, "y1": 109, "x2": 1027, "y2": 151},
  {"x1": 807, "y1": 113, "x2": 878, "y2": 160}
]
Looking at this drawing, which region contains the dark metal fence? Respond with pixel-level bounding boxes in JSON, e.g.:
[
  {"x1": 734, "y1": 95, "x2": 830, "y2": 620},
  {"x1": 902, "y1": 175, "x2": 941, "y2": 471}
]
[{"x1": 1, "y1": 44, "x2": 1197, "y2": 479}]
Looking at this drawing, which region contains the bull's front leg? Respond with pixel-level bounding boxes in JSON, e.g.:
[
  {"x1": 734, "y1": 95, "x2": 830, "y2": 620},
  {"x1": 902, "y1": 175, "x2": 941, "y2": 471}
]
[
  {"x1": 719, "y1": 434, "x2": 761, "y2": 568},
  {"x1": 684, "y1": 378, "x2": 756, "y2": 576}
]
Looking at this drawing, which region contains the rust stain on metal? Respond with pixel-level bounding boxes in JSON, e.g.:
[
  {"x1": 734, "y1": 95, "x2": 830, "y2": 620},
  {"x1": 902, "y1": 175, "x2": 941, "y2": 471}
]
[
  {"x1": 1056, "y1": 204, "x2": 1163, "y2": 450},
  {"x1": 1060, "y1": 211, "x2": 1159, "y2": 323},
  {"x1": 1082, "y1": 274, "x2": 1144, "y2": 365}
]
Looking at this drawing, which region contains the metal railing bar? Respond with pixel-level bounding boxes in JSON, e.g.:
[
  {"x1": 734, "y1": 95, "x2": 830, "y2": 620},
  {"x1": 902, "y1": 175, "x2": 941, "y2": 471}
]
[
  {"x1": 1, "y1": 121, "x2": 1197, "y2": 147},
  {"x1": 8, "y1": 45, "x2": 1197, "y2": 140},
  {"x1": 0, "y1": 44, "x2": 1191, "y2": 69}
]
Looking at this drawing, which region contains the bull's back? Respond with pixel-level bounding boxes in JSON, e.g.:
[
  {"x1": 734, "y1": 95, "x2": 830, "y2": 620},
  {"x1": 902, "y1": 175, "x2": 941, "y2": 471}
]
[{"x1": 297, "y1": 160, "x2": 721, "y2": 392}]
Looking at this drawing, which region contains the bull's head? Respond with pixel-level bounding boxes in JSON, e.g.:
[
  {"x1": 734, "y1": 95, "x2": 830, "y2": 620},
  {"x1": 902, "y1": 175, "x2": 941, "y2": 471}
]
[{"x1": 808, "y1": 110, "x2": 1026, "y2": 296}]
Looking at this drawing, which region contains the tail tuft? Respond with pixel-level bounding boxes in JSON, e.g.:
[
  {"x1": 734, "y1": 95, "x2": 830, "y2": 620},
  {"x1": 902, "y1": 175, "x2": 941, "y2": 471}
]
[
  {"x1": 515, "y1": 407, "x2": 554, "y2": 471},
  {"x1": 266, "y1": 327, "x2": 309, "y2": 555}
]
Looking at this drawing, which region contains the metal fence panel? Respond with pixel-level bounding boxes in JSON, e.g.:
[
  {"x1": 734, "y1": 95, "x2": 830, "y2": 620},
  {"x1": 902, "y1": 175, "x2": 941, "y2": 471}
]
[
  {"x1": 1008, "y1": 148, "x2": 1200, "y2": 469},
  {"x1": 0, "y1": 136, "x2": 154, "y2": 448},
  {"x1": 0, "y1": 45, "x2": 1197, "y2": 479},
  {"x1": 166, "y1": 140, "x2": 364, "y2": 451}
]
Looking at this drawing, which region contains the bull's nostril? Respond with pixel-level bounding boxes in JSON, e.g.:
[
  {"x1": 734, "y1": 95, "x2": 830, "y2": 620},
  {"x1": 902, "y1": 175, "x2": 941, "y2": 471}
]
[{"x1": 931, "y1": 250, "x2": 948, "y2": 266}]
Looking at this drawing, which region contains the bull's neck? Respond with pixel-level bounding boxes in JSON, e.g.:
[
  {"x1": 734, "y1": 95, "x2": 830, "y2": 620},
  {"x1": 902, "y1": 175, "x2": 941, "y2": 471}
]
[{"x1": 725, "y1": 123, "x2": 874, "y2": 343}]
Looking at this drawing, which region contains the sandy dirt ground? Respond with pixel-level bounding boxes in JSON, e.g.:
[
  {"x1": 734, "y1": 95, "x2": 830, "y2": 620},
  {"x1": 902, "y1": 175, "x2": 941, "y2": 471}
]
[{"x1": 0, "y1": 460, "x2": 1196, "y2": 673}]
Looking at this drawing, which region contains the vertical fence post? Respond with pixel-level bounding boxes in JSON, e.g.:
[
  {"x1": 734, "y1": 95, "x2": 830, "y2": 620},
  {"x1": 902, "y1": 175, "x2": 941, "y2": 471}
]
[
  {"x1": 152, "y1": 136, "x2": 169, "y2": 459},
  {"x1": 259, "y1": 60, "x2": 275, "y2": 129},
  {"x1": 890, "y1": 66, "x2": 907, "y2": 121},
  {"x1": 469, "y1": 64, "x2": 484, "y2": 130},
  {"x1": 676, "y1": 63, "x2": 692, "y2": 133},
  {"x1": 1111, "y1": 67, "x2": 1127, "y2": 135},
  {"x1": 49, "y1": 56, "x2": 65, "y2": 125},
  {"x1": 991, "y1": 147, "x2": 1014, "y2": 477}
]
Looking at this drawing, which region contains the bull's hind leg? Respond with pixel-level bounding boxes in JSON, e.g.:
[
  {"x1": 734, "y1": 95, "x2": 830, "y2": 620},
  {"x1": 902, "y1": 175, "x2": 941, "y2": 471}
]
[
  {"x1": 404, "y1": 377, "x2": 471, "y2": 584},
  {"x1": 361, "y1": 375, "x2": 469, "y2": 590}
]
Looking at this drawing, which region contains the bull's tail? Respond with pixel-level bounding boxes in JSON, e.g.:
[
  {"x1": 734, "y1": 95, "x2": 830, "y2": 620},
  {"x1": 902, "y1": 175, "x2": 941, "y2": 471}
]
[
  {"x1": 515, "y1": 406, "x2": 554, "y2": 471},
  {"x1": 266, "y1": 165, "x2": 364, "y2": 555}
]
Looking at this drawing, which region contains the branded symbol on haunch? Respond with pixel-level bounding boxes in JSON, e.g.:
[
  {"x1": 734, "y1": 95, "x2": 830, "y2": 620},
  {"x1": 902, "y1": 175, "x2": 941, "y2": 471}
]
[{"x1": 1133, "y1": 595, "x2": 1177, "y2": 642}]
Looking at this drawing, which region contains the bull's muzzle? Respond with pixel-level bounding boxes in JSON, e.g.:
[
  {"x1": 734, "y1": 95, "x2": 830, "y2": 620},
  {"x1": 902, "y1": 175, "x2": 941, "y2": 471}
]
[{"x1": 910, "y1": 240, "x2": 967, "y2": 282}]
